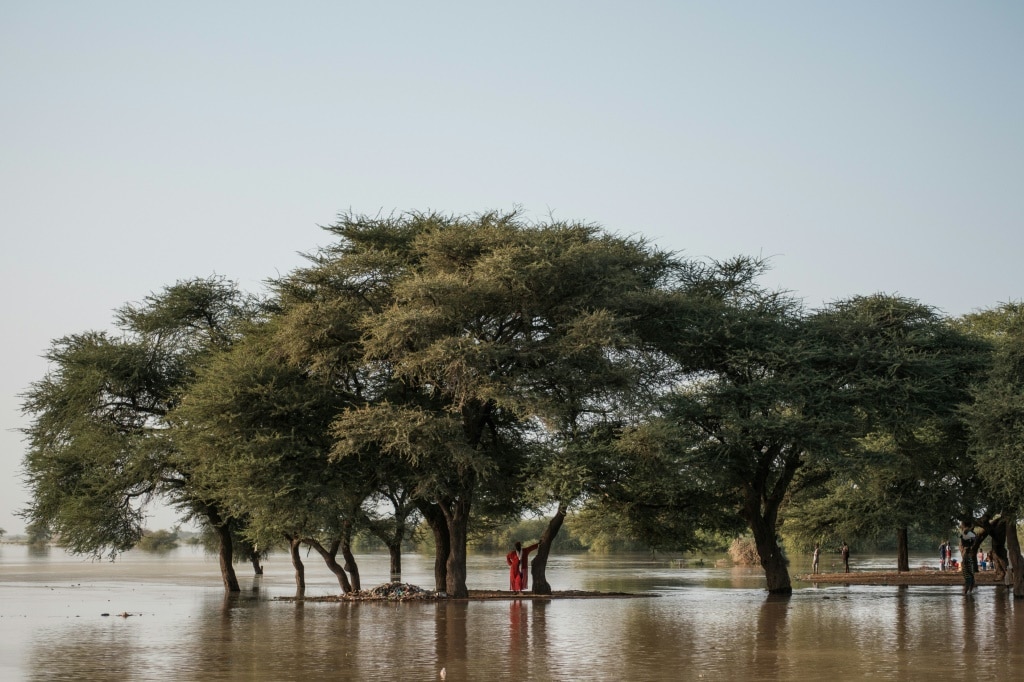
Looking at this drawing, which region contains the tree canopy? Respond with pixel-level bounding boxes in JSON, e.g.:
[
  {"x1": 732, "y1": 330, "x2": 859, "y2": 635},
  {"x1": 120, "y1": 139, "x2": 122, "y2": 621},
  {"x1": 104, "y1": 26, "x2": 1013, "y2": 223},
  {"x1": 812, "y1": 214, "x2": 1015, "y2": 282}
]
[{"x1": 19, "y1": 212, "x2": 1023, "y2": 598}]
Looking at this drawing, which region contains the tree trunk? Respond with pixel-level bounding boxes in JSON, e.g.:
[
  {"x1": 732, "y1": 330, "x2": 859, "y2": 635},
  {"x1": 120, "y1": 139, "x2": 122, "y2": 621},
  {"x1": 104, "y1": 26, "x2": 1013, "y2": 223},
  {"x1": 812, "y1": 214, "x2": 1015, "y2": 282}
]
[
  {"x1": 979, "y1": 515, "x2": 1008, "y2": 580},
  {"x1": 755, "y1": 529, "x2": 792, "y2": 594},
  {"x1": 418, "y1": 502, "x2": 450, "y2": 592},
  {"x1": 896, "y1": 527, "x2": 909, "y2": 572},
  {"x1": 214, "y1": 522, "x2": 241, "y2": 593},
  {"x1": 341, "y1": 538, "x2": 360, "y2": 592},
  {"x1": 442, "y1": 497, "x2": 472, "y2": 598},
  {"x1": 388, "y1": 542, "x2": 402, "y2": 583},
  {"x1": 531, "y1": 503, "x2": 566, "y2": 595},
  {"x1": 1005, "y1": 521, "x2": 1024, "y2": 599},
  {"x1": 743, "y1": 448, "x2": 799, "y2": 595},
  {"x1": 286, "y1": 534, "x2": 305, "y2": 595},
  {"x1": 246, "y1": 542, "x2": 264, "y2": 576},
  {"x1": 746, "y1": 492, "x2": 790, "y2": 593},
  {"x1": 306, "y1": 539, "x2": 353, "y2": 593}
]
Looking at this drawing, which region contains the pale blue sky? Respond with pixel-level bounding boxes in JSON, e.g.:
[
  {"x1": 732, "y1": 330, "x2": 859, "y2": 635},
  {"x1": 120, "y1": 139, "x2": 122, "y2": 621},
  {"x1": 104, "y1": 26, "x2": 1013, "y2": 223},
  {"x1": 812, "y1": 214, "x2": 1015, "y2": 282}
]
[{"x1": 2, "y1": 2, "x2": 1022, "y2": 534}]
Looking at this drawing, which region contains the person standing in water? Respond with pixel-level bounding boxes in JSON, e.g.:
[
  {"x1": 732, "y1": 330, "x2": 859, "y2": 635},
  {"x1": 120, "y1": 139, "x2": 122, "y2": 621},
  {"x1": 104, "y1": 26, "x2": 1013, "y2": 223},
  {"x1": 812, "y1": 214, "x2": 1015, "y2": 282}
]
[
  {"x1": 506, "y1": 540, "x2": 540, "y2": 594},
  {"x1": 959, "y1": 522, "x2": 978, "y2": 595},
  {"x1": 841, "y1": 541, "x2": 850, "y2": 573},
  {"x1": 812, "y1": 543, "x2": 820, "y2": 574}
]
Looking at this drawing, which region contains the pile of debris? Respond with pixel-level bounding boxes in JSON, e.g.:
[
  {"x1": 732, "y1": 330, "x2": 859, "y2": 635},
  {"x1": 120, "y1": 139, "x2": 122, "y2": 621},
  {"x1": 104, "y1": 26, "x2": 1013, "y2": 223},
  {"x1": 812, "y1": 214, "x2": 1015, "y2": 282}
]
[{"x1": 342, "y1": 582, "x2": 438, "y2": 602}]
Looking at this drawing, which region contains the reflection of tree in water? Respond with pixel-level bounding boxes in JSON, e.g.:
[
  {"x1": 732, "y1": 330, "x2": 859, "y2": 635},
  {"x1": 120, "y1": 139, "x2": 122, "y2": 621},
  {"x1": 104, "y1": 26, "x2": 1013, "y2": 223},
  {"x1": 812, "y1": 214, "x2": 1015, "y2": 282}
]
[
  {"x1": 186, "y1": 590, "x2": 265, "y2": 678},
  {"x1": 435, "y1": 601, "x2": 469, "y2": 680},
  {"x1": 752, "y1": 595, "x2": 789, "y2": 679},
  {"x1": 505, "y1": 600, "x2": 552, "y2": 678},
  {"x1": 26, "y1": 544, "x2": 50, "y2": 558},
  {"x1": 613, "y1": 601, "x2": 702, "y2": 678},
  {"x1": 530, "y1": 600, "x2": 549, "y2": 658}
]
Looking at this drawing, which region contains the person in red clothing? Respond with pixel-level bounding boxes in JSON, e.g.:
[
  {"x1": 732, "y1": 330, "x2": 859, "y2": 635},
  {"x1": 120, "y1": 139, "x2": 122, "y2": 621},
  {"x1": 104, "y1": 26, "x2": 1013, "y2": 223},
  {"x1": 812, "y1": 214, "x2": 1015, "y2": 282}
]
[{"x1": 506, "y1": 540, "x2": 539, "y2": 593}]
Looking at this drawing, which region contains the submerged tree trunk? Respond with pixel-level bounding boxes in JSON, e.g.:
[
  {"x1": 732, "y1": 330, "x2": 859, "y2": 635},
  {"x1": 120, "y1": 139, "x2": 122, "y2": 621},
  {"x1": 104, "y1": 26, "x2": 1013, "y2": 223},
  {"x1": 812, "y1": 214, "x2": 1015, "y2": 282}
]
[
  {"x1": 896, "y1": 527, "x2": 910, "y2": 572},
  {"x1": 743, "y1": 448, "x2": 799, "y2": 595},
  {"x1": 243, "y1": 540, "x2": 263, "y2": 576},
  {"x1": 306, "y1": 539, "x2": 353, "y2": 593},
  {"x1": 388, "y1": 542, "x2": 402, "y2": 583},
  {"x1": 531, "y1": 503, "x2": 567, "y2": 595},
  {"x1": 978, "y1": 515, "x2": 1008, "y2": 580},
  {"x1": 754, "y1": 525, "x2": 791, "y2": 594},
  {"x1": 341, "y1": 536, "x2": 360, "y2": 592},
  {"x1": 369, "y1": 488, "x2": 415, "y2": 583},
  {"x1": 442, "y1": 497, "x2": 472, "y2": 598},
  {"x1": 1005, "y1": 521, "x2": 1024, "y2": 599},
  {"x1": 286, "y1": 534, "x2": 306, "y2": 595},
  {"x1": 214, "y1": 522, "x2": 241, "y2": 593},
  {"x1": 419, "y1": 502, "x2": 449, "y2": 592}
]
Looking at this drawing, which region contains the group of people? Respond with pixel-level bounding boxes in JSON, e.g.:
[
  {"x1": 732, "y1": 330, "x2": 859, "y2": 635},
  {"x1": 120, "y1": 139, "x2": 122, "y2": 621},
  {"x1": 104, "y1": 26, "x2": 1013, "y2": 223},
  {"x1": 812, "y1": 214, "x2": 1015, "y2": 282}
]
[{"x1": 939, "y1": 537, "x2": 995, "y2": 574}]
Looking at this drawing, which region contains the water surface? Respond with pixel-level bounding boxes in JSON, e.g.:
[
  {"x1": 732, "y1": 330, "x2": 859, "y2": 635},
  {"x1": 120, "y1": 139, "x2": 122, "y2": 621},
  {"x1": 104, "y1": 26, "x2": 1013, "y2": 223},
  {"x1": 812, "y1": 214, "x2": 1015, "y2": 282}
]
[{"x1": 1, "y1": 544, "x2": 1021, "y2": 680}]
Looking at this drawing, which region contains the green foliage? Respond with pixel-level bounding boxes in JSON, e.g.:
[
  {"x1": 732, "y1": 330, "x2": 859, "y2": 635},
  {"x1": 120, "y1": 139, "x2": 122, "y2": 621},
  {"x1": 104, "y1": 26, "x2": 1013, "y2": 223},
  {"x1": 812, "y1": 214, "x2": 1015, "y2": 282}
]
[
  {"x1": 20, "y1": 210, "x2": 1013, "y2": 594},
  {"x1": 961, "y1": 302, "x2": 1024, "y2": 515},
  {"x1": 272, "y1": 210, "x2": 695, "y2": 595},
  {"x1": 136, "y1": 528, "x2": 180, "y2": 552},
  {"x1": 19, "y1": 277, "x2": 261, "y2": 560},
  {"x1": 171, "y1": 318, "x2": 354, "y2": 549},
  {"x1": 469, "y1": 516, "x2": 589, "y2": 553},
  {"x1": 24, "y1": 518, "x2": 52, "y2": 547}
]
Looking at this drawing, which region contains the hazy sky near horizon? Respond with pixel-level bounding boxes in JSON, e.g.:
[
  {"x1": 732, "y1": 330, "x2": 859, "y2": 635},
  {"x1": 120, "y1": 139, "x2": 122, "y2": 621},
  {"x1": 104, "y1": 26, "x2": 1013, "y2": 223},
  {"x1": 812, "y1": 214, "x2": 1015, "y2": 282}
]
[{"x1": 2, "y1": 2, "x2": 1022, "y2": 535}]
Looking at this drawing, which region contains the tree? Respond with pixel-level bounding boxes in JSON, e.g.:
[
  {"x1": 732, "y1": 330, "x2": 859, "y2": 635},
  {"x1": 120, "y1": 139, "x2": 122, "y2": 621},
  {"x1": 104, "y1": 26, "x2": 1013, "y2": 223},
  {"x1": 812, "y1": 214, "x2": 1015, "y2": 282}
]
[
  {"x1": 171, "y1": 318, "x2": 364, "y2": 594},
  {"x1": 631, "y1": 277, "x2": 983, "y2": 593},
  {"x1": 276, "y1": 211, "x2": 692, "y2": 597},
  {"x1": 961, "y1": 302, "x2": 1024, "y2": 597},
  {"x1": 784, "y1": 301, "x2": 988, "y2": 571},
  {"x1": 20, "y1": 277, "x2": 262, "y2": 591}
]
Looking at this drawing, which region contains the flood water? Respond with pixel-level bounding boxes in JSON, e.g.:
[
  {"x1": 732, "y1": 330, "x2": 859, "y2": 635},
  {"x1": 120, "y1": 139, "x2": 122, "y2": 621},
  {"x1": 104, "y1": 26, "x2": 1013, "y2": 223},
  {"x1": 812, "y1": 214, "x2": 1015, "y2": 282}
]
[{"x1": 1, "y1": 544, "x2": 1022, "y2": 681}]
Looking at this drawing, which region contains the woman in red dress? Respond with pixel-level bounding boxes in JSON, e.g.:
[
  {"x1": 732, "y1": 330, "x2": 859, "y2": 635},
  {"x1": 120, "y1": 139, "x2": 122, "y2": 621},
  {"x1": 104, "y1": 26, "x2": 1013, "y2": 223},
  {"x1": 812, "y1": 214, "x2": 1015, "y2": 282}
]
[{"x1": 506, "y1": 540, "x2": 539, "y2": 593}]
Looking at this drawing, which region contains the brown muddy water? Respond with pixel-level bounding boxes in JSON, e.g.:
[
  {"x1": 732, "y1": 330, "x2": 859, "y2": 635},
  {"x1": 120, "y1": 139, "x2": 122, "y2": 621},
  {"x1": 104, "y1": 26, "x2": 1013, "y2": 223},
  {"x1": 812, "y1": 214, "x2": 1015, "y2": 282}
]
[{"x1": 1, "y1": 544, "x2": 1022, "y2": 680}]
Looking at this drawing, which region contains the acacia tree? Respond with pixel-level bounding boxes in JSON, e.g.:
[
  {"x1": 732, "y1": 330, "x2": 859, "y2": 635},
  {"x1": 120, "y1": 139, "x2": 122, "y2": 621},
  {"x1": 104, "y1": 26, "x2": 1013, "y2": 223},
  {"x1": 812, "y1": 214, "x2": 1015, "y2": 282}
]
[
  {"x1": 20, "y1": 277, "x2": 262, "y2": 592},
  {"x1": 170, "y1": 317, "x2": 371, "y2": 593},
  {"x1": 659, "y1": 284, "x2": 827, "y2": 594},
  {"x1": 789, "y1": 297, "x2": 986, "y2": 575},
  {"x1": 276, "y1": 211, "x2": 692, "y2": 597},
  {"x1": 961, "y1": 302, "x2": 1024, "y2": 597},
  {"x1": 621, "y1": 276, "x2": 984, "y2": 593},
  {"x1": 783, "y1": 301, "x2": 988, "y2": 571}
]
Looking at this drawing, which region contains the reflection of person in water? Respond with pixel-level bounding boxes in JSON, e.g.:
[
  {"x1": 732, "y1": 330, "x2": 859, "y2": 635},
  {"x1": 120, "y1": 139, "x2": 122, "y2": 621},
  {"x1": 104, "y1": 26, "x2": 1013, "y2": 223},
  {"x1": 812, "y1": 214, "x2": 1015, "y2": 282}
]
[{"x1": 506, "y1": 540, "x2": 539, "y2": 593}]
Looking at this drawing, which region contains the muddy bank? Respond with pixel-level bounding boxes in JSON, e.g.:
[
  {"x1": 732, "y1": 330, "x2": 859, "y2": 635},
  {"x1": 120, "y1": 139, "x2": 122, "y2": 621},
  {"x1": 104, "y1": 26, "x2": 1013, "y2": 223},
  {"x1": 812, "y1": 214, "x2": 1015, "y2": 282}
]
[
  {"x1": 276, "y1": 577, "x2": 647, "y2": 602},
  {"x1": 277, "y1": 582, "x2": 645, "y2": 603},
  {"x1": 797, "y1": 569, "x2": 1005, "y2": 586}
]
